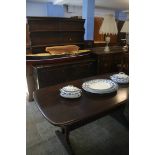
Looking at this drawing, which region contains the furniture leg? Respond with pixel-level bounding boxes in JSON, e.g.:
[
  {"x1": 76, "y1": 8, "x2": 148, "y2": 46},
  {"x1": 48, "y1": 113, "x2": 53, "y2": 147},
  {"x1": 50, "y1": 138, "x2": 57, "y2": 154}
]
[
  {"x1": 110, "y1": 105, "x2": 129, "y2": 129},
  {"x1": 55, "y1": 127, "x2": 74, "y2": 155},
  {"x1": 64, "y1": 127, "x2": 70, "y2": 145},
  {"x1": 26, "y1": 65, "x2": 35, "y2": 101},
  {"x1": 61, "y1": 127, "x2": 65, "y2": 134}
]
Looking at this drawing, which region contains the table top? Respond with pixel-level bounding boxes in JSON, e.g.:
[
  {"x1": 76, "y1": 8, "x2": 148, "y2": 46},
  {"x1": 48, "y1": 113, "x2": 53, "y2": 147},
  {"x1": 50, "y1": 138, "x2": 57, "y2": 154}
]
[{"x1": 34, "y1": 73, "x2": 129, "y2": 127}]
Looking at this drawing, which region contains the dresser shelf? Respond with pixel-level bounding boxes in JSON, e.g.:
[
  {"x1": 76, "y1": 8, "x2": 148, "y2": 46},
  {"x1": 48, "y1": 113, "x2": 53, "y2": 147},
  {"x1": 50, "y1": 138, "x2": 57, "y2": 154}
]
[{"x1": 27, "y1": 16, "x2": 85, "y2": 54}]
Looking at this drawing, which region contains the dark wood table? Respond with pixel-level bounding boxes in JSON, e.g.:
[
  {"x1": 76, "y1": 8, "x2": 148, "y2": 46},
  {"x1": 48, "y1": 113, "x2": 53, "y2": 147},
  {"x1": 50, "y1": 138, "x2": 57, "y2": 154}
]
[{"x1": 33, "y1": 74, "x2": 129, "y2": 155}]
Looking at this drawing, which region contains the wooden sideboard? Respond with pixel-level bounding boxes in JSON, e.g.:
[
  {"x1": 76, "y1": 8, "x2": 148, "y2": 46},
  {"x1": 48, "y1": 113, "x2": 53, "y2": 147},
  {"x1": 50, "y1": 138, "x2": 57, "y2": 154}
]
[
  {"x1": 91, "y1": 46, "x2": 129, "y2": 74},
  {"x1": 32, "y1": 56, "x2": 97, "y2": 89},
  {"x1": 26, "y1": 16, "x2": 92, "y2": 101},
  {"x1": 26, "y1": 53, "x2": 97, "y2": 101}
]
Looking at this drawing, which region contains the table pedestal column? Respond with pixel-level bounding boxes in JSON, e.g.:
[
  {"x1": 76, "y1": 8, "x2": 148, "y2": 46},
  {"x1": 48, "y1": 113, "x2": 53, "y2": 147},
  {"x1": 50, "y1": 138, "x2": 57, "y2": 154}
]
[{"x1": 55, "y1": 127, "x2": 74, "y2": 155}]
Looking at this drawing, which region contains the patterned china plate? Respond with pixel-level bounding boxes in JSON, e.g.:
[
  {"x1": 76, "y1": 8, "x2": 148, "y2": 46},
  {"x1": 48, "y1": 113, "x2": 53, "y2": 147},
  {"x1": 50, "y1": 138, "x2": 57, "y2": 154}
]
[{"x1": 82, "y1": 79, "x2": 118, "y2": 94}]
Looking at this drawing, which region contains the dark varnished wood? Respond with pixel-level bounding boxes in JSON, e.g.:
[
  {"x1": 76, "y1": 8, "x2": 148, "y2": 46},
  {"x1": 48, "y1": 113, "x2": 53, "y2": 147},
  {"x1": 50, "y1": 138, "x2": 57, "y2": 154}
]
[
  {"x1": 27, "y1": 16, "x2": 85, "y2": 53},
  {"x1": 26, "y1": 46, "x2": 128, "y2": 101},
  {"x1": 26, "y1": 52, "x2": 93, "y2": 65},
  {"x1": 33, "y1": 73, "x2": 128, "y2": 154},
  {"x1": 110, "y1": 103, "x2": 129, "y2": 129},
  {"x1": 122, "y1": 52, "x2": 129, "y2": 74},
  {"x1": 91, "y1": 46, "x2": 129, "y2": 74},
  {"x1": 33, "y1": 58, "x2": 97, "y2": 89},
  {"x1": 26, "y1": 53, "x2": 97, "y2": 101},
  {"x1": 55, "y1": 130, "x2": 74, "y2": 155},
  {"x1": 34, "y1": 74, "x2": 128, "y2": 127}
]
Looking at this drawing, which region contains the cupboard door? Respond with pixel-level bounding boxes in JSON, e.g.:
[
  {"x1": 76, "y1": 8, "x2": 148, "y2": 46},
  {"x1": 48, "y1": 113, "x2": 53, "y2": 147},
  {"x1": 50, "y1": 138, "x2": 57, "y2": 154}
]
[{"x1": 96, "y1": 52, "x2": 124, "y2": 74}]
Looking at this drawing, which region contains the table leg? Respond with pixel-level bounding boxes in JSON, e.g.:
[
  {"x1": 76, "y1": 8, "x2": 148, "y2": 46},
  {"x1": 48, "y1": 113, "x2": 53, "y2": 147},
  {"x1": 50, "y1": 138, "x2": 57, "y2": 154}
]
[
  {"x1": 55, "y1": 127, "x2": 74, "y2": 155},
  {"x1": 64, "y1": 127, "x2": 70, "y2": 145},
  {"x1": 110, "y1": 106, "x2": 129, "y2": 129},
  {"x1": 61, "y1": 127, "x2": 65, "y2": 134}
]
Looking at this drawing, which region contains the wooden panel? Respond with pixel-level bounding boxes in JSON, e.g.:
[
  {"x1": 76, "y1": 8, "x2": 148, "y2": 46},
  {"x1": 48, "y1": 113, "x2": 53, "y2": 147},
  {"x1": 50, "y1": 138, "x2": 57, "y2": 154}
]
[
  {"x1": 33, "y1": 59, "x2": 97, "y2": 89},
  {"x1": 28, "y1": 19, "x2": 85, "y2": 32},
  {"x1": 94, "y1": 17, "x2": 104, "y2": 41},
  {"x1": 28, "y1": 20, "x2": 60, "y2": 32},
  {"x1": 26, "y1": 53, "x2": 97, "y2": 101},
  {"x1": 30, "y1": 31, "x2": 61, "y2": 46},
  {"x1": 27, "y1": 16, "x2": 85, "y2": 53},
  {"x1": 109, "y1": 34, "x2": 118, "y2": 44},
  {"x1": 122, "y1": 52, "x2": 129, "y2": 74},
  {"x1": 26, "y1": 24, "x2": 30, "y2": 49},
  {"x1": 59, "y1": 20, "x2": 84, "y2": 31},
  {"x1": 30, "y1": 31, "x2": 84, "y2": 46},
  {"x1": 91, "y1": 47, "x2": 126, "y2": 74},
  {"x1": 94, "y1": 17, "x2": 118, "y2": 45}
]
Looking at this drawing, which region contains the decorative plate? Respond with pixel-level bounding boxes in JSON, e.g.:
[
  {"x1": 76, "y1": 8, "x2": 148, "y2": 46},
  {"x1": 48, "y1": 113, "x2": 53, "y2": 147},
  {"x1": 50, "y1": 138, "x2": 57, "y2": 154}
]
[{"x1": 82, "y1": 79, "x2": 118, "y2": 94}]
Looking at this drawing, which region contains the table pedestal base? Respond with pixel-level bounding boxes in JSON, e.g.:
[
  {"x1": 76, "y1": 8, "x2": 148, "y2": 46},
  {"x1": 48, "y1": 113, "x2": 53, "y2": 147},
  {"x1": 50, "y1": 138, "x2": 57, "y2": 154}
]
[{"x1": 55, "y1": 130, "x2": 75, "y2": 155}]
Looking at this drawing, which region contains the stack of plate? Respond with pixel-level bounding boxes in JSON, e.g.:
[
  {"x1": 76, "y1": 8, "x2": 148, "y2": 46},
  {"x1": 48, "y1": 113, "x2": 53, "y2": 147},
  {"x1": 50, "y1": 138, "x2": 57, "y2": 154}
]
[
  {"x1": 110, "y1": 72, "x2": 129, "y2": 84},
  {"x1": 60, "y1": 85, "x2": 82, "y2": 98},
  {"x1": 82, "y1": 79, "x2": 118, "y2": 94}
]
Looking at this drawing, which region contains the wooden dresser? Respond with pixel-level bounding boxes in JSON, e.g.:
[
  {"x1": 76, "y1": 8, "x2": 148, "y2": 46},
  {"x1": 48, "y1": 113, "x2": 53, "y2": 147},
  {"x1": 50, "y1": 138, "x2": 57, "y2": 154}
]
[
  {"x1": 91, "y1": 46, "x2": 129, "y2": 74},
  {"x1": 26, "y1": 16, "x2": 97, "y2": 101},
  {"x1": 27, "y1": 16, "x2": 85, "y2": 53},
  {"x1": 32, "y1": 55, "x2": 97, "y2": 89},
  {"x1": 27, "y1": 54, "x2": 97, "y2": 101}
]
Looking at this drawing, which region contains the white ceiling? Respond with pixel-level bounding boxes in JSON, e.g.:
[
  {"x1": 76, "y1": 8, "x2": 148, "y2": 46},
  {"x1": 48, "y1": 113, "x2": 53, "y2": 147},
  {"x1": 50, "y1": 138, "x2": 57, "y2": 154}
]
[{"x1": 27, "y1": 0, "x2": 129, "y2": 10}]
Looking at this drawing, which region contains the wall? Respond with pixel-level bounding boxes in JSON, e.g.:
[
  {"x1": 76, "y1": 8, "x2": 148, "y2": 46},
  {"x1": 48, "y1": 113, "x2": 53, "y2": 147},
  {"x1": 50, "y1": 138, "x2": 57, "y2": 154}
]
[
  {"x1": 64, "y1": 5, "x2": 115, "y2": 18},
  {"x1": 47, "y1": 3, "x2": 64, "y2": 17},
  {"x1": 115, "y1": 11, "x2": 128, "y2": 21},
  {"x1": 26, "y1": 2, "x2": 64, "y2": 17},
  {"x1": 64, "y1": 5, "x2": 81, "y2": 17},
  {"x1": 26, "y1": 2, "x2": 47, "y2": 16},
  {"x1": 64, "y1": 5, "x2": 128, "y2": 21},
  {"x1": 95, "y1": 7, "x2": 115, "y2": 17},
  {"x1": 26, "y1": 2, "x2": 126, "y2": 19}
]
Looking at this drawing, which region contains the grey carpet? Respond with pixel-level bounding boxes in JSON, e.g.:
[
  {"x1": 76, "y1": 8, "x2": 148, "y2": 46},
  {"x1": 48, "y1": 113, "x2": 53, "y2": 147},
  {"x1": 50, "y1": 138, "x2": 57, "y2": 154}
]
[{"x1": 26, "y1": 101, "x2": 129, "y2": 155}]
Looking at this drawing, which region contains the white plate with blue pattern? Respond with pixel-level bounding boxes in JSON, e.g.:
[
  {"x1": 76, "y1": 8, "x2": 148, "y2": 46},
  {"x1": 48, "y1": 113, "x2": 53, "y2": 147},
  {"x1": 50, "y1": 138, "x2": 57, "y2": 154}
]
[{"x1": 82, "y1": 79, "x2": 118, "y2": 94}]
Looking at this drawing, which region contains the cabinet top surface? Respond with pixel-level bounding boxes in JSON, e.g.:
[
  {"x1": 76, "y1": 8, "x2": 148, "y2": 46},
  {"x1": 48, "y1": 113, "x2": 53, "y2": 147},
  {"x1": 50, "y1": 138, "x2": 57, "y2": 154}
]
[
  {"x1": 27, "y1": 16, "x2": 85, "y2": 22},
  {"x1": 91, "y1": 46, "x2": 128, "y2": 55}
]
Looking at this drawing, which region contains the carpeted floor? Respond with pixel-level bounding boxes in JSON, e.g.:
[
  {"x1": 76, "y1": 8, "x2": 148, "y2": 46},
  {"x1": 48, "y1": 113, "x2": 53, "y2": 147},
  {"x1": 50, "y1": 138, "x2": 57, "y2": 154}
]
[{"x1": 26, "y1": 101, "x2": 129, "y2": 155}]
